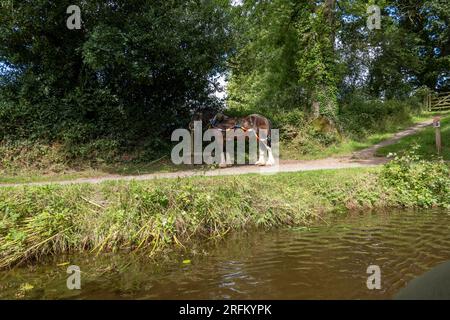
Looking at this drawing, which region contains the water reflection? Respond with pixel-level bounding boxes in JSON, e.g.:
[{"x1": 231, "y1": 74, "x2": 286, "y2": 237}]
[{"x1": 1, "y1": 209, "x2": 449, "y2": 299}]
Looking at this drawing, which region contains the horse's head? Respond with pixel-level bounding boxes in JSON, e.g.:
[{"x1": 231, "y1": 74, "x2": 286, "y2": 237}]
[
  {"x1": 188, "y1": 110, "x2": 219, "y2": 130},
  {"x1": 209, "y1": 113, "x2": 225, "y2": 128}
]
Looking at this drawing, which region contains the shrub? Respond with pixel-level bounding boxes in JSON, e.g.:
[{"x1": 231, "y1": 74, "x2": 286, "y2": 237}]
[
  {"x1": 381, "y1": 148, "x2": 450, "y2": 208},
  {"x1": 338, "y1": 95, "x2": 422, "y2": 139}
]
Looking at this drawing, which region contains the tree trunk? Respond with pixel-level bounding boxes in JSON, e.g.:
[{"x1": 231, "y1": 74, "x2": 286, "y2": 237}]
[
  {"x1": 311, "y1": 0, "x2": 336, "y2": 118},
  {"x1": 324, "y1": 0, "x2": 336, "y2": 45}
]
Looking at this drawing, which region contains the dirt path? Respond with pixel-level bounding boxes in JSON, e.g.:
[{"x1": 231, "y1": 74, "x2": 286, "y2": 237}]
[{"x1": 0, "y1": 120, "x2": 433, "y2": 187}]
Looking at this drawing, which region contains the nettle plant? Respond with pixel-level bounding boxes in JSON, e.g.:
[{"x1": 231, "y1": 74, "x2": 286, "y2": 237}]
[{"x1": 381, "y1": 146, "x2": 450, "y2": 208}]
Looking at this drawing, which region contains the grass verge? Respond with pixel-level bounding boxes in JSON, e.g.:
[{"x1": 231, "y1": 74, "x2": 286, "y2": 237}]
[
  {"x1": 0, "y1": 156, "x2": 211, "y2": 185},
  {"x1": 376, "y1": 114, "x2": 450, "y2": 160},
  {"x1": 0, "y1": 157, "x2": 448, "y2": 270},
  {"x1": 281, "y1": 112, "x2": 437, "y2": 160}
]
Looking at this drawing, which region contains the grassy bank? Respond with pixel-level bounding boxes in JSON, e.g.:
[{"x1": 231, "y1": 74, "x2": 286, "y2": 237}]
[
  {"x1": 0, "y1": 142, "x2": 203, "y2": 184},
  {"x1": 237, "y1": 96, "x2": 428, "y2": 160},
  {"x1": 0, "y1": 156, "x2": 448, "y2": 270},
  {"x1": 377, "y1": 113, "x2": 450, "y2": 160},
  {"x1": 307, "y1": 113, "x2": 437, "y2": 159}
]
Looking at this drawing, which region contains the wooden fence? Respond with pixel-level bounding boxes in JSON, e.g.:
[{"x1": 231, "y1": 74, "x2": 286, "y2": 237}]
[{"x1": 425, "y1": 92, "x2": 450, "y2": 111}]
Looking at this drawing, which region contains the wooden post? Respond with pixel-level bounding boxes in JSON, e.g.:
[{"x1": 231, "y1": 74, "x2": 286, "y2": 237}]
[
  {"x1": 433, "y1": 116, "x2": 442, "y2": 155},
  {"x1": 190, "y1": 129, "x2": 194, "y2": 165}
]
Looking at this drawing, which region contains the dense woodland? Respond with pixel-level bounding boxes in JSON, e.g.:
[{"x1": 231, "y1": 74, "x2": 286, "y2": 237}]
[{"x1": 0, "y1": 0, "x2": 449, "y2": 163}]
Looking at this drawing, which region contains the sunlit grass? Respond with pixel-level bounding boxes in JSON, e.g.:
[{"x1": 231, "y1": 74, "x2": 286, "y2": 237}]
[
  {"x1": 281, "y1": 112, "x2": 434, "y2": 160},
  {"x1": 0, "y1": 158, "x2": 209, "y2": 184},
  {"x1": 0, "y1": 163, "x2": 448, "y2": 270},
  {"x1": 376, "y1": 114, "x2": 450, "y2": 160}
]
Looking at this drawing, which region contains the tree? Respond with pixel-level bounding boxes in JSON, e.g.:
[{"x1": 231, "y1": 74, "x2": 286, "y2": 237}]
[
  {"x1": 228, "y1": 0, "x2": 341, "y2": 118},
  {"x1": 0, "y1": 0, "x2": 232, "y2": 149},
  {"x1": 228, "y1": 0, "x2": 449, "y2": 118}
]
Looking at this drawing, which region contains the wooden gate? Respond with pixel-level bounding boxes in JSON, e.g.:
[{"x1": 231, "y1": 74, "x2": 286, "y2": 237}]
[{"x1": 425, "y1": 92, "x2": 450, "y2": 111}]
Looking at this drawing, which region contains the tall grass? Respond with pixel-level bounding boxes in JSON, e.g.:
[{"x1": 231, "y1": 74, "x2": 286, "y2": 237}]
[{"x1": 0, "y1": 163, "x2": 448, "y2": 269}]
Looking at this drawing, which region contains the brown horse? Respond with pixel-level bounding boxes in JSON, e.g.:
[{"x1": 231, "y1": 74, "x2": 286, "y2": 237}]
[{"x1": 190, "y1": 112, "x2": 275, "y2": 167}]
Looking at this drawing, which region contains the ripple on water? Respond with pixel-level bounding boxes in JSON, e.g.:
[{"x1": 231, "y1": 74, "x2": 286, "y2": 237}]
[{"x1": 1, "y1": 209, "x2": 450, "y2": 299}]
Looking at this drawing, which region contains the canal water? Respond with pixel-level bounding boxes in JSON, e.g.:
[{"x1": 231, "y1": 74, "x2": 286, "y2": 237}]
[{"x1": 1, "y1": 209, "x2": 449, "y2": 299}]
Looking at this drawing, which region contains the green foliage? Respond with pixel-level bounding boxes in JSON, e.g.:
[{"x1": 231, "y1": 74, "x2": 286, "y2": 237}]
[
  {"x1": 0, "y1": 0, "x2": 449, "y2": 167},
  {"x1": 377, "y1": 114, "x2": 450, "y2": 160},
  {"x1": 229, "y1": 0, "x2": 449, "y2": 117},
  {"x1": 0, "y1": 166, "x2": 448, "y2": 269},
  {"x1": 228, "y1": 0, "x2": 339, "y2": 115},
  {"x1": 338, "y1": 0, "x2": 449, "y2": 98},
  {"x1": 0, "y1": 0, "x2": 232, "y2": 158},
  {"x1": 381, "y1": 147, "x2": 450, "y2": 208},
  {"x1": 339, "y1": 95, "x2": 422, "y2": 138}
]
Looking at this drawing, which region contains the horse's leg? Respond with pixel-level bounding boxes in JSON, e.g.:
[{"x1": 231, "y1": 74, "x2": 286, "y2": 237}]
[
  {"x1": 263, "y1": 130, "x2": 275, "y2": 166},
  {"x1": 219, "y1": 153, "x2": 227, "y2": 168},
  {"x1": 219, "y1": 131, "x2": 227, "y2": 168},
  {"x1": 255, "y1": 130, "x2": 266, "y2": 166},
  {"x1": 265, "y1": 145, "x2": 275, "y2": 166},
  {"x1": 256, "y1": 148, "x2": 266, "y2": 166},
  {"x1": 219, "y1": 155, "x2": 227, "y2": 168},
  {"x1": 225, "y1": 147, "x2": 233, "y2": 167},
  {"x1": 257, "y1": 140, "x2": 276, "y2": 166},
  {"x1": 255, "y1": 127, "x2": 275, "y2": 166},
  {"x1": 225, "y1": 135, "x2": 233, "y2": 167}
]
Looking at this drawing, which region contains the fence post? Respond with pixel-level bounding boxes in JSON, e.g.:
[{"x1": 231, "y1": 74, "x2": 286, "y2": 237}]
[{"x1": 433, "y1": 116, "x2": 442, "y2": 155}]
